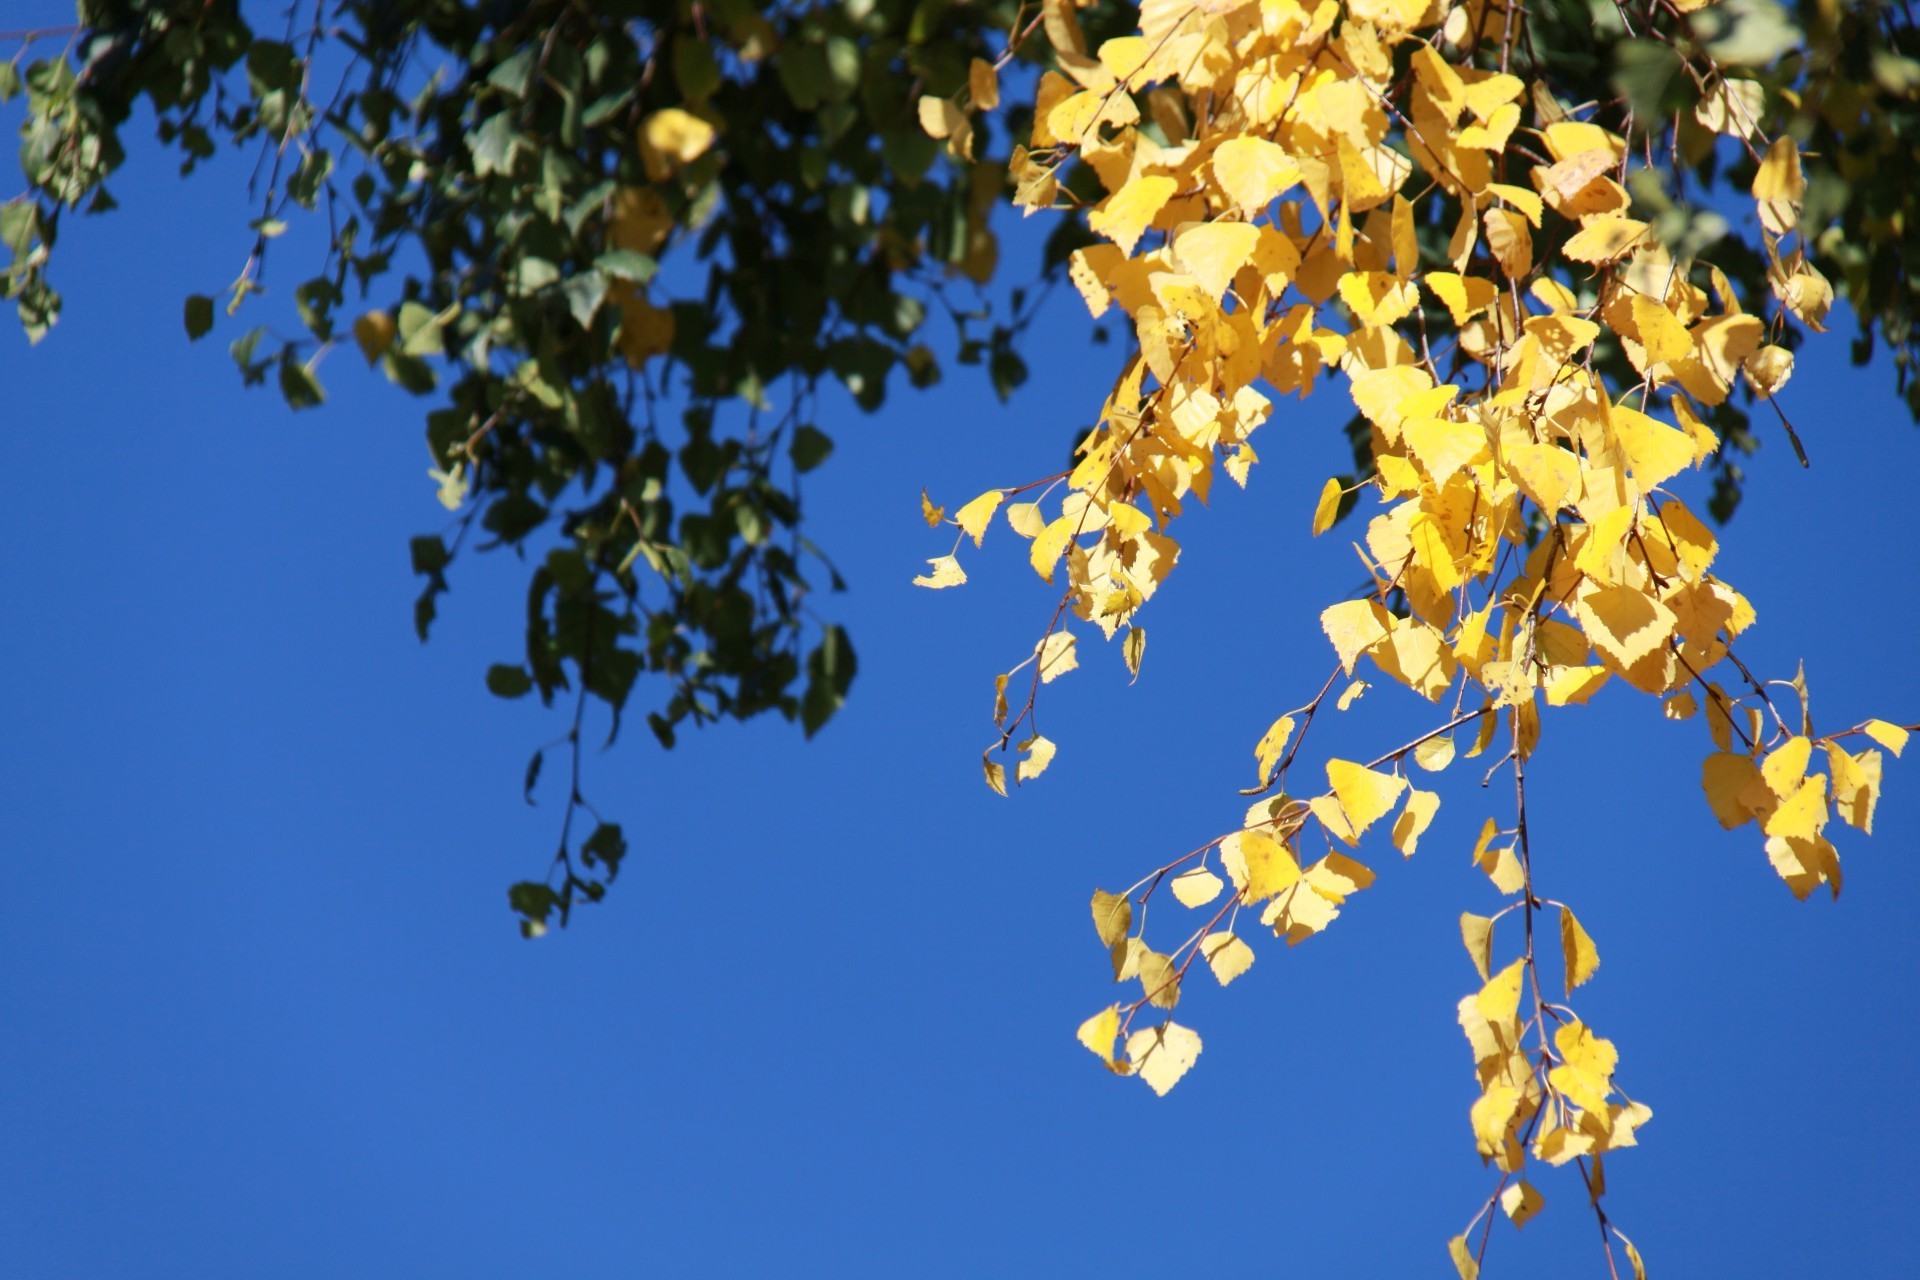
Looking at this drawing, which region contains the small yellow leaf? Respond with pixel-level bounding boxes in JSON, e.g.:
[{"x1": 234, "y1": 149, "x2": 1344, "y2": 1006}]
[
  {"x1": 1005, "y1": 502, "x2": 1046, "y2": 538},
  {"x1": 638, "y1": 107, "x2": 717, "y2": 181},
  {"x1": 1500, "y1": 1180, "x2": 1544, "y2": 1228},
  {"x1": 920, "y1": 489, "x2": 946, "y2": 527},
  {"x1": 1212, "y1": 135, "x2": 1302, "y2": 217},
  {"x1": 1126, "y1": 1022, "x2": 1202, "y2": 1096},
  {"x1": 1762, "y1": 773, "x2": 1828, "y2": 841},
  {"x1": 1076, "y1": 1005, "x2": 1119, "y2": 1062},
  {"x1": 1111, "y1": 935, "x2": 1146, "y2": 981},
  {"x1": 1326, "y1": 759, "x2": 1407, "y2": 838},
  {"x1": 1137, "y1": 950, "x2": 1180, "y2": 1009},
  {"x1": 968, "y1": 57, "x2": 1000, "y2": 111},
  {"x1": 1030, "y1": 515, "x2": 1075, "y2": 580},
  {"x1": 1091, "y1": 888, "x2": 1132, "y2": 949},
  {"x1": 1477, "y1": 958, "x2": 1526, "y2": 1024},
  {"x1": 1561, "y1": 216, "x2": 1648, "y2": 264},
  {"x1": 1015, "y1": 734, "x2": 1056, "y2": 784},
  {"x1": 1124, "y1": 627, "x2": 1146, "y2": 682},
  {"x1": 1312, "y1": 477, "x2": 1344, "y2": 536},
  {"x1": 1623, "y1": 1235, "x2": 1648, "y2": 1280},
  {"x1": 1201, "y1": 931, "x2": 1256, "y2": 985},
  {"x1": 1170, "y1": 867, "x2": 1224, "y2": 908},
  {"x1": 1254, "y1": 714, "x2": 1296, "y2": 785},
  {"x1": 1864, "y1": 719, "x2": 1909, "y2": 757},
  {"x1": 912, "y1": 556, "x2": 967, "y2": 589},
  {"x1": 353, "y1": 310, "x2": 395, "y2": 364},
  {"x1": 1548, "y1": 1020, "x2": 1618, "y2": 1115},
  {"x1": 1448, "y1": 1235, "x2": 1480, "y2": 1280},
  {"x1": 982, "y1": 754, "x2": 1007, "y2": 796},
  {"x1": 1391, "y1": 788, "x2": 1440, "y2": 856},
  {"x1": 1321, "y1": 599, "x2": 1392, "y2": 673},
  {"x1": 991, "y1": 673, "x2": 1010, "y2": 726},
  {"x1": 1088, "y1": 175, "x2": 1177, "y2": 257},
  {"x1": 1219, "y1": 829, "x2": 1302, "y2": 903},
  {"x1": 1425, "y1": 272, "x2": 1499, "y2": 325},
  {"x1": 1703, "y1": 751, "x2": 1767, "y2": 829},
  {"x1": 1460, "y1": 912, "x2": 1494, "y2": 982},
  {"x1": 953, "y1": 490, "x2": 1003, "y2": 546},
  {"x1": 1761, "y1": 735, "x2": 1812, "y2": 797},
  {"x1": 1337, "y1": 679, "x2": 1369, "y2": 711},
  {"x1": 1036, "y1": 630, "x2": 1079, "y2": 682},
  {"x1": 917, "y1": 94, "x2": 964, "y2": 140},
  {"x1": 1561, "y1": 906, "x2": 1600, "y2": 994},
  {"x1": 1415, "y1": 734, "x2": 1455, "y2": 772}
]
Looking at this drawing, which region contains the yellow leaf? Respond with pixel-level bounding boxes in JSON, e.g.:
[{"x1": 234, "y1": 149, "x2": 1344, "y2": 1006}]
[
  {"x1": 1561, "y1": 216, "x2": 1648, "y2": 265},
  {"x1": 1321, "y1": 598, "x2": 1392, "y2": 673},
  {"x1": 1171, "y1": 867, "x2": 1224, "y2": 908},
  {"x1": 1424, "y1": 272, "x2": 1499, "y2": 325},
  {"x1": 1091, "y1": 888, "x2": 1132, "y2": 949},
  {"x1": 1623, "y1": 1236, "x2": 1648, "y2": 1280},
  {"x1": 1503, "y1": 441, "x2": 1581, "y2": 515},
  {"x1": 1088, "y1": 175, "x2": 1177, "y2": 257},
  {"x1": 991, "y1": 673, "x2": 1010, "y2": 726},
  {"x1": 1500, "y1": 1181, "x2": 1544, "y2": 1228},
  {"x1": 1448, "y1": 1235, "x2": 1480, "y2": 1280},
  {"x1": 920, "y1": 489, "x2": 946, "y2": 527},
  {"x1": 912, "y1": 556, "x2": 967, "y2": 589},
  {"x1": 1127, "y1": 1022, "x2": 1202, "y2": 1096},
  {"x1": 1760, "y1": 735, "x2": 1812, "y2": 798},
  {"x1": 1392, "y1": 788, "x2": 1440, "y2": 856},
  {"x1": 917, "y1": 94, "x2": 964, "y2": 140},
  {"x1": 1030, "y1": 515, "x2": 1075, "y2": 580},
  {"x1": 1138, "y1": 950, "x2": 1180, "y2": 1009},
  {"x1": 638, "y1": 108, "x2": 717, "y2": 181},
  {"x1": 1415, "y1": 734, "x2": 1455, "y2": 772},
  {"x1": 1544, "y1": 665, "x2": 1611, "y2": 707},
  {"x1": 953, "y1": 490, "x2": 1004, "y2": 546},
  {"x1": 1036, "y1": 630, "x2": 1079, "y2": 682},
  {"x1": 1828, "y1": 743, "x2": 1883, "y2": 833},
  {"x1": 1326, "y1": 759, "x2": 1407, "y2": 837},
  {"x1": 1312, "y1": 477, "x2": 1344, "y2": 536},
  {"x1": 1015, "y1": 734, "x2": 1057, "y2": 784},
  {"x1": 1864, "y1": 719, "x2": 1909, "y2": 757},
  {"x1": 1124, "y1": 626, "x2": 1146, "y2": 682},
  {"x1": 1477, "y1": 958, "x2": 1526, "y2": 1024},
  {"x1": 1702, "y1": 752, "x2": 1766, "y2": 829},
  {"x1": 1337, "y1": 679, "x2": 1368, "y2": 711},
  {"x1": 1762, "y1": 773, "x2": 1828, "y2": 841},
  {"x1": 1254, "y1": 713, "x2": 1296, "y2": 786},
  {"x1": 1574, "y1": 583, "x2": 1677, "y2": 670},
  {"x1": 1076, "y1": 1005, "x2": 1120, "y2": 1062},
  {"x1": 968, "y1": 57, "x2": 1000, "y2": 111},
  {"x1": 1549, "y1": 1020, "x2": 1617, "y2": 1115},
  {"x1": 1201, "y1": 931, "x2": 1256, "y2": 985},
  {"x1": 1220, "y1": 829, "x2": 1302, "y2": 903},
  {"x1": 1111, "y1": 935, "x2": 1146, "y2": 981},
  {"x1": 1005, "y1": 502, "x2": 1046, "y2": 538},
  {"x1": 1472, "y1": 1080, "x2": 1523, "y2": 1157},
  {"x1": 982, "y1": 754, "x2": 1007, "y2": 796},
  {"x1": 1561, "y1": 906, "x2": 1600, "y2": 993},
  {"x1": 1212, "y1": 136, "x2": 1303, "y2": 217},
  {"x1": 1174, "y1": 222, "x2": 1260, "y2": 302},
  {"x1": 1460, "y1": 912, "x2": 1494, "y2": 982}
]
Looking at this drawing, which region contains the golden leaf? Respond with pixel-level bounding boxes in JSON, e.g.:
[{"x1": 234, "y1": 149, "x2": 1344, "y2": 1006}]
[
  {"x1": 1500, "y1": 1181, "x2": 1544, "y2": 1228},
  {"x1": 982, "y1": 753, "x2": 1008, "y2": 796},
  {"x1": 1312, "y1": 477, "x2": 1344, "y2": 536},
  {"x1": 1088, "y1": 175, "x2": 1177, "y2": 257},
  {"x1": 1015, "y1": 734, "x2": 1057, "y2": 784},
  {"x1": 1392, "y1": 788, "x2": 1440, "y2": 856},
  {"x1": 1448, "y1": 1235, "x2": 1480, "y2": 1280},
  {"x1": 968, "y1": 57, "x2": 1000, "y2": 111},
  {"x1": 1127, "y1": 1022, "x2": 1202, "y2": 1096},
  {"x1": 1174, "y1": 222, "x2": 1260, "y2": 302},
  {"x1": 1201, "y1": 932, "x2": 1256, "y2": 985},
  {"x1": 1424, "y1": 272, "x2": 1499, "y2": 324},
  {"x1": 1326, "y1": 759, "x2": 1407, "y2": 837},
  {"x1": 953, "y1": 490, "x2": 1004, "y2": 546},
  {"x1": 1137, "y1": 950, "x2": 1180, "y2": 1009},
  {"x1": 1030, "y1": 515, "x2": 1075, "y2": 581},
  {"x1": 1415, "y1": 734, "x2": 1456, "y2": 772},
  {"x1": 1220, "y1": 829, "x2": 1302, "y2": 902},
  {"x1": 1549, "y1": 1020, "x2": 1618, "y2": 1115},
  {"x1": 1076, "y1": 1005, "x2": 1120, "y2": 1062},
  {"x1": 1561, "y1": 905, "x2": 1600, "y2": 993},
  {"x1": 1762, "y1": 773, "x2": 1828, "y2": 842},
  {"x1": 1254, "y1": 713, "x2": 1296, "y2": 785},
  {"x1": 1864, "y1": 719, "x2": 1909, "y2": 756},
  {"x1": 1477, "y1": 958, "x2": 1526, "y2": 1024},
  {"x1": 638, "y1": 108, "x2": 717, "y2": 181},
  {"x1": 1036, "y1": 630, "x2": 1079, "y2": 682},
  {"x1": 1460, "y1": 912, "x2": 1494, "y2": 982},
  {"x1": 1321, "y1": 599, "x2": 1393, "y2": 673},
  {"x1": 920, "y1": 489, "x2": 946, "y2": 527},
  {"x1": 1561, "y1": 216, "x2": 1648, "y2": 264},
  {"x1": 1124, "y1": 626, "x2": 1147, "y2": 681},
  {"x1": 912, "y1": 556, "x2": 967, "y2": 589},
  {"x1": 1171, "y1": 867, "x2": 1224, "y2": 908},
  {"x1": 1091, "y1": 888, "x2": 1132, "y2": 949}
]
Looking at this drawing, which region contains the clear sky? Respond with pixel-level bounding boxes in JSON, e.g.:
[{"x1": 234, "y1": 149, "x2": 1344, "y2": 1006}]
[{"x1": 4, "y1": 11, "x2": 1919, "y2": 1278}]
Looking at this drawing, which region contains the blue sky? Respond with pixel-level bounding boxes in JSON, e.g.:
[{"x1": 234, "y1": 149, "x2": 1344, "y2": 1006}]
[{"x1": 5, "y1": 12, "x2": 1919, "y2": 1278}]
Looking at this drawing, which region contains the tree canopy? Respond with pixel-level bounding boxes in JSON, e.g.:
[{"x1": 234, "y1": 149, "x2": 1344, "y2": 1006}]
[{"x1": 7, "y1": 0, "x2": 1919, "y2": 1270}]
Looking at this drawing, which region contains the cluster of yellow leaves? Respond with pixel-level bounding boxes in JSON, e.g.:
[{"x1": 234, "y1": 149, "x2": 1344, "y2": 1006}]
[{"x1": 910, "y1": 0, "x2": 1906, "y2": 1257}]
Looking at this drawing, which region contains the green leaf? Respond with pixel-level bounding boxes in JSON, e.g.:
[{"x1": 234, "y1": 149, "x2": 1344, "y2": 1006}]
[
  {"x1": 184, "y1": 294, "x2": 214, "y2": 341},
  {"x1": 277, "y1": 354, "x2": 325, "y2": 409},
  {"x1": 593, "y1": 250, "x2": 657, "y2": 283},
  {"x1": 487, "y1": 664, "x2": 534, "y2": 698},
  {"x1": 789, "y1": 424, "x2": 834, "y2": 472}
]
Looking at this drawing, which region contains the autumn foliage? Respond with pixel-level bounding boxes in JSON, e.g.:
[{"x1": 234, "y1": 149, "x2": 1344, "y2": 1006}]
[{"x1": 915, "y1": 0, "x2": 1909, "y2": 1268}]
